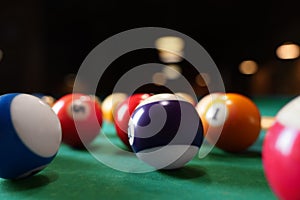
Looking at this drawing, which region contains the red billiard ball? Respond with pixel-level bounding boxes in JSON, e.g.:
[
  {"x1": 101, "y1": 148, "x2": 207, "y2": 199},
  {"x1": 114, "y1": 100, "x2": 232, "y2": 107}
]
[
  {"x1": 114, "y1": 93, "x2": 152, "y2": 148},
  {"x1": 262, "y1": 96, "x2": 300, "y2": 200},
  {"x1": 196, "y1": 93, "x2": 261, "y2": 152},
  {"x1": 52, "y1": 93, "x2": 103, "y2": 149}
]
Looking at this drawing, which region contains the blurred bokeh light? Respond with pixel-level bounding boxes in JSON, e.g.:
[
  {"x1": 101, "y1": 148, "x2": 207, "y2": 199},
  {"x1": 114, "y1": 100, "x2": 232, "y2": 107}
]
[
  {"x1": 276, "y1": 43, "x2": 300, "y2": 60},
  {"x1": 0, "y1": 1, "x2": 299, "y2": 97}
]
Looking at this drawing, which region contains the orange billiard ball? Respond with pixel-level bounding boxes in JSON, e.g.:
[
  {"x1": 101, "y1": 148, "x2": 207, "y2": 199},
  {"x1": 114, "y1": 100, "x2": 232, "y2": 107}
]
[{"x1": 196, "y1": 92, "x2": 261, "y2": 152}]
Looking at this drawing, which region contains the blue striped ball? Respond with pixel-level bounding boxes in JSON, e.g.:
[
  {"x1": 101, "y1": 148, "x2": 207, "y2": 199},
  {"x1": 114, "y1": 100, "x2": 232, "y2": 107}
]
[
  {"x1": 128, "y1": 93, "x2": 203, "y2": 170},
  {"x1": 0, "y1": 93, "x2": 62, "y2": 179}
]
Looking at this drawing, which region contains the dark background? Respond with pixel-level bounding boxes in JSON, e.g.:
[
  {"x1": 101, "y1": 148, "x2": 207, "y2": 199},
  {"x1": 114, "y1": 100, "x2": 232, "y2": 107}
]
[{"x1": 0, "y1": 0, "x2": 299, "y2": 99}]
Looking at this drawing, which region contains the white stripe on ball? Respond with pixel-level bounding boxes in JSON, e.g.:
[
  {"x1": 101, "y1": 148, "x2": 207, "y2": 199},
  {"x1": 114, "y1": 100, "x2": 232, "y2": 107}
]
[{"x1": 11, "y1": 94, "x2": 62, "y2": 157}]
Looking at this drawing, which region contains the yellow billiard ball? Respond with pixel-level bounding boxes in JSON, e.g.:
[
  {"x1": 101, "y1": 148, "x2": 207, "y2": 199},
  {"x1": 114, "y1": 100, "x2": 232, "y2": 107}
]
[
  {"x1": 32, "y1": 93, "x2": 56, "y2": 107},
  {"x1": 101, "y1": 93, "x2": 128, "y2": 123},
  {"x1": 41, "y1": 96, "x2": 56, "y2": 107}
]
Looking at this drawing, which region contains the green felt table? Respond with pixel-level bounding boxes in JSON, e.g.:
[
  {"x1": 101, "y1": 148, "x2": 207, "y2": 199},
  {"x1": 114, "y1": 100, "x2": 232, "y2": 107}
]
[{"x1": 0, "y1": 95, "x2": 295, "y2": 200}]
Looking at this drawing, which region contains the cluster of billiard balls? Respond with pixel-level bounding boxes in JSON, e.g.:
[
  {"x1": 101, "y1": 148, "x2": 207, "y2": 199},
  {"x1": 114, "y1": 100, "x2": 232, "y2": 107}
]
[{"x1": 0, "y1": 92, "x2": 299, "y2": 200}]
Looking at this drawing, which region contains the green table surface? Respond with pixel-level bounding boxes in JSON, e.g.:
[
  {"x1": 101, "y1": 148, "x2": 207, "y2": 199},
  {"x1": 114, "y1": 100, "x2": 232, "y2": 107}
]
[{"x1": 0, "y1": 95, "x2": 295, "y2": 200}]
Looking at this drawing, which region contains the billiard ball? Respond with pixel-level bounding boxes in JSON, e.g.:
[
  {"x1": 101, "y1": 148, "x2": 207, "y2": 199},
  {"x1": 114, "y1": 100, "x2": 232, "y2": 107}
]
[
  {"x1": 196, "y1": 93, "x2": 261, "y2": 152},
  {"x1": 41, "y1": 96, "x2": 56, "y2": 107},
  {"x1": 52, "y1": 93, "x2": 102, "y2": 149},
  {"x1": 261, "y1": 116, "x2": 275, "y2": 131},
  {"x1": 32, "y1": 93, "x2": 56, "y2": 107},
  {"x1": 114, "y1": 93, "x2": 152, "y2": 148},
  {"x1": 262, "y1": 96, "x2": 300, "y2": 200},
  {"x1": 128, "y1": 93, "x2": 204, "y2": 170},
  {"x1": 0, "y1": 93, "x2": 61, "y2": 179},
  {"x1": 175, "y1": 92, "x2": 197, "y2": 106},
  {"x1": 101, "y1": 93, "x2": 128, "y2": 123}
]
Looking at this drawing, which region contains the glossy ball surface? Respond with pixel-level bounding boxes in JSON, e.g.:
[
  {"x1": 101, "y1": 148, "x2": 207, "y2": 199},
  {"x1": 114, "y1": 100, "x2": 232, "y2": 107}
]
[
  {"x1": 0, "y1": 93, "x2": 61, "y2": 179},
  {"x1": 114, "y1": 93, "x2": 152, "y2": 148},
  {"x1": 262, "y1": 96, "x2": 300, "y2": 200},
  {"x1": 52, "y1": 93, "x2": 102, "y2": 148},
  {"x1": 128, "y1": 93, "x2": 204, "y2": 170},
  {"x1": 196, "y1": 93, "x2": 261, "y2": 152}
]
